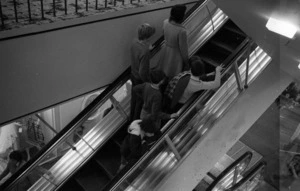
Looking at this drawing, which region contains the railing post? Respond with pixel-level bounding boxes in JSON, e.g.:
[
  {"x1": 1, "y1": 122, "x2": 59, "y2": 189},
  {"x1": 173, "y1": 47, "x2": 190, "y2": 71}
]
[
  {"x1": 53, "y1": 0, "x2": 56, "y2": 17},
  {"x1": 206, "y1": 5, "x2": 214, "y2": 31},
  {"x1": 86, "y1": 0, "x2": 88, "y2": 11},
  {"x1": 165, "y1": 135, "x2": 181, "y2": 161},
  {"x1": 105, "y1": 0, "x2": 107, "y2": 8},
  {"x1": 64, "y1": 0, "x2": 67, "y2": 15},
  {"x1": 244, "y1": 41, "x2": 252, "y2": 89},
  {"x1": 27, "y1": 0, "x2": 31, "y2": 21},
  {"x1": 35, "y1": 114, "x2": 77, "y2": 151},
  {"x1": 110, "y1": 96, "x2": 128, "y2": 120},
  {"x1": 0, "y1": 0, "x2": 4, "y2": 27},
  {"x1": 40, "y1": 0, "x2": 45, "y2": 19},
  {"x1": 233, "y1": 61, "x2": 243, "y2": 92},
  {"x1": 95, "y1": 0, "x2": 97, "y2": 10},
  {"x1": 75, "y1": 0, "x2": 78, "y2": 13},
  {"x1": 13, "y1": 0, "x2": 18, "y2": 22}
]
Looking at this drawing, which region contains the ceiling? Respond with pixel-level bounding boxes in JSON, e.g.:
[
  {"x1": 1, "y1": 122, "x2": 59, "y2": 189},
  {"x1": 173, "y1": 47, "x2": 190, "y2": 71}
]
[{"x1": 213, "y1": 0, "x2": 300, "y2": 81}]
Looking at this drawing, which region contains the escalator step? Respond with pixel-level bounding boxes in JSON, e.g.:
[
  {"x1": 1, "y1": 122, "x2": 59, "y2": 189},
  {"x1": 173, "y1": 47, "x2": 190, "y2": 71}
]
[
  {"x1": 75, "y1": 161, "x2": 111, "y2": 191},
  {"x1": 93, "y1": 141, "x2": 121, "y2": 177},
  {"x1": 223, "y1": 20, "x2": 246, "y2": 37},
  {"x1": 58, "y1": 178, "x2": 85, "y2": 191}
]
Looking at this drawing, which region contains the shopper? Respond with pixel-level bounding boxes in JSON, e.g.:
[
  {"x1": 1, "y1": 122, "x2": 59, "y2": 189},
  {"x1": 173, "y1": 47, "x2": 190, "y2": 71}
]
[
  {"x1": 159, "y1": 4, "x2": 189, "y2": 78},
  {"x1": 164, "y1": 57, "x2": 222, "y2": 112},
  {"x1": 131, "y1": 23, "x2": 156, "y2": 86},
  {"x1": 132, "y1": 69, "x2": 178, "y2": 130},
  {"x1": 119, "y1": 118, "x2": 156, "y2": 171}
]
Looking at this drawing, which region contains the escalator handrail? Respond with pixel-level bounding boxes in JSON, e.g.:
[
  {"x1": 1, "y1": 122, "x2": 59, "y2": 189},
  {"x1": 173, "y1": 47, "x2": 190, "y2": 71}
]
[
  {"x1": 206, "y1": 151, "x2": 253, "y2": 191},
  {"x1": 229, "y1": 161, "x2": 266, "y2": 191},
  {"x1": 0, "y1": 1, "x2": 206, "y2": 190},
  {"x1": 110, "y1": 38, "x2": 253, "y2": 190}
]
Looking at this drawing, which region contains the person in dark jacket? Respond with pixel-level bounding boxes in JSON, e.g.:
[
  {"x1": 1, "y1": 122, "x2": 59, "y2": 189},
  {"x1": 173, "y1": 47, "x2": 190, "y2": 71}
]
[
  {"x1": 132, "y1": 69, "x2": 178, "y2": 130},
  {"x1": 119, "y1": 117, "x2": 156, "y2": 171}
]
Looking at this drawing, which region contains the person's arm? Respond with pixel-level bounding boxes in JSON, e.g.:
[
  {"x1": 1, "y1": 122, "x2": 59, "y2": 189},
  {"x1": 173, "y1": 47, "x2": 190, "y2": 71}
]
[
  {"x1": 200, "y1": 66, "x2": 222, "y2": 90},
  {"x1": 178, "y1": 29, "x2": 189, "y2": 71},
  {"x1": 151, "y1": 95, "x2": 171, "y2": 120},
  {"x1": 139, "y1": 50, "x2": 150, "y2": 82}
]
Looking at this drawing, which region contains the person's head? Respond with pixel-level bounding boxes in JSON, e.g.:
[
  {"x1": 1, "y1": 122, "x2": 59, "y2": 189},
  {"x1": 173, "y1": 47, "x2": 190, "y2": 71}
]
[
  {"x1": 9, "y1": 151, "x2": 23, "y2": 165},
  {"x1": 190, "y1": 58, "x2": 205, "y2": 77},
  {"x1": 140, "y1": 117, "x2": 155, "y2": 135},
  {"x1": 138, "y1": 23, "x2": 156, "y2": 41},
  {"x1": 150, "y1": 69, "x2": 166, "y2": 85},
  {"x1": 170, "y1": 4, "x2": 187, "y2": 24}
]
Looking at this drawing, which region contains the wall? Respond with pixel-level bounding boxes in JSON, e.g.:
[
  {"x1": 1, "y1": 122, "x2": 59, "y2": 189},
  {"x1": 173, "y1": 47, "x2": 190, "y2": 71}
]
[{"x1": 0, "y1": 0, "x2": 198, "y2": 125}]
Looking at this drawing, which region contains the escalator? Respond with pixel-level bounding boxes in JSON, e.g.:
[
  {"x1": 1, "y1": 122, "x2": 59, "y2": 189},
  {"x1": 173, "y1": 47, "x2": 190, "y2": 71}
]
[
  {"x1": 0, "y1": 1, "x2": 272, "y2": 191},
  {"x1": 194, "y1": 151, "x2": 266, "y2": 191},
  {"x1": 59, "y1": 16, "x2": 248, "y2": 191}
]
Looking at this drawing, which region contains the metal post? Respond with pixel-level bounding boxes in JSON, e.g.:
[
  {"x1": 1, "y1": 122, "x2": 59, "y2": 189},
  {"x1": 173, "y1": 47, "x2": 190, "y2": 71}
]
[
  {"x1": 165, "y1": 135, "x2": 181, "y2": 161},
  {"x1": 0, "y1": 0, "x2": 4, "y2": 27},
  {"x1": 13, "y1": 0, "x2": 18, "y2": 22},
  {"x1": 75, "y1": 0, "x2": 78, "y2": 13},
  {"x1": 27, "y1": 0, "x2": 31, "y2": 21},
  {"x1": 95, "y1": 0, "x2": 97, "y2": 10},
  {"x1": 232, "y1": 166, "x2": 239, "y2": 186},
  {"x1": 35, "y1": 114, "x2": 76, "y2": 150},
  {"x1": 233, "y1": 61, "x2": 243, "y2": 92},
  {"x1": 52, "y1": 0, "x2": 56, "y2": 16},
  {"x1": 104, "y1": 0, "x2": 107, "y2": 8},
  {"x1": 86, "y1": 0, "x2": 88, "y2": 11},
  {"x1": 40, "y1": 0, "x2": 45, "y2": 19},
  {"x1": 206, "y1": 5, "x2": 214, "y2": 31},
  {"x1": 110, "y1": 96, "x2": 129, "y2": 120},
  {"x1": 244, "y1": 42, "x2": 251, "y2": 89},
  {"x1": 64, "y1": 0, "x2": 67, "y2": 14}
]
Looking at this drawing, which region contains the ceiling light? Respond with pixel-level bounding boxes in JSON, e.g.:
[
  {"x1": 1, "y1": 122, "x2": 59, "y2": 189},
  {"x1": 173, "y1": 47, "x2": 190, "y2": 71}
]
[
  {"x1": 266, "y1": 17, "x2": 297, "y2": 39},
  {"x1": 298, "y1": 63, "x2": 300, "y2": 70}
]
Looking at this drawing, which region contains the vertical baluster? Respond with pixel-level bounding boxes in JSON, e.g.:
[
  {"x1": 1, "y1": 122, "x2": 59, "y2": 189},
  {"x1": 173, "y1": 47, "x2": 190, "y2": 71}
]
[
  {"x1": 130, "y1": 0, "x2": 132, "y2": 4},
  {"x1": 95, "y1": 0, "x2": 97, "y2": 10},
  {"x1": 40, "y1": 0, "x2": 45, "y2": 19},
  {"x1": 0, "y1": 0, "x2": 4, "y2": 27},
  {"x1": 13, "y1": 0, "x2": 18, "y2": 22},
  {"x1": 86, "y1": 0, "x2": 88, "y2": 11},
  {"x1": 122, "y1": 0, "x2": 124, "y2": 5},
  {"x1": 75, "y1": 0, "x2": 78, "y2": 13},
  {"x1": 113, "y1": 0, "x2": 115, "y2": 6},
  {"x1": 27, "y1": 0, "x2": 31, "y2": 21},
  {"x1": 53, "y1": 0, "x2": 56, "y2": 16},
  {"x1": 64, "y1": 0, "x2": 67, "y2": 14},
  {"x1": 104, "y1": 0, "x2": 107, "y2": 8}
]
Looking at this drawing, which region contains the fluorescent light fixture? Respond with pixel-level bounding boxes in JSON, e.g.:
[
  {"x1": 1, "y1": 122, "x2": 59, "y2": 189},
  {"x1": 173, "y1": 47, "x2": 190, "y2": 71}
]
[
  {"x1": 266, "y1": 17, "x2": 297, "y2": 39},
  {"x1": 298, "y1": 62, "x2": 300, "y2": 70}
]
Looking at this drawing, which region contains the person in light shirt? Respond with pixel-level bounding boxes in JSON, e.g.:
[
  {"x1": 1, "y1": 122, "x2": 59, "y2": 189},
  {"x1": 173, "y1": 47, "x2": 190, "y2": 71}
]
[{"x1": 178, "y1": 58, "x2": 222, "y2": 104}]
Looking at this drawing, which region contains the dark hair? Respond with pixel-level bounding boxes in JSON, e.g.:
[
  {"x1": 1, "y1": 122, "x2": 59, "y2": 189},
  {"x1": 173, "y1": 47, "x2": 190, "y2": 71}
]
[
  {"x1": 170, "y1": 4, "x2": 187, "y2": 24},
  {"x1": 140, "y1": 117, "x2": 155, "y2": 134},
  {"x1": 150, "y1": 69, "x2": 166, "y2": 84},
  {"x1": 190, "y1": 59, "x2": 205, "y2": 77},
  {"x1": 9, "y1": 151, "x2": 23, "y2": 162}
]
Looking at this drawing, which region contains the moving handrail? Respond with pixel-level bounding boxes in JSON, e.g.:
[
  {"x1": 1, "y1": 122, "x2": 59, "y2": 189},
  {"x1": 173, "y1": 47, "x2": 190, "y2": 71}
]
[
  {"x1": 1, "y1": 1, "x2": 216, "y2": 190},
  {"x1": 230, "y1": 161, "x2": 266, "y2": 191},
  {"x1": 207, "y1": 151, "x2": 253, "y2": 191}
]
